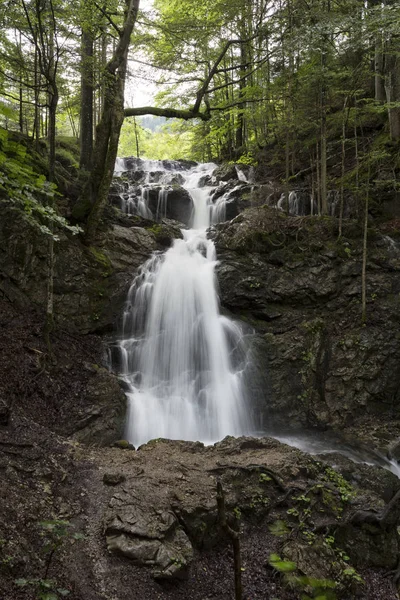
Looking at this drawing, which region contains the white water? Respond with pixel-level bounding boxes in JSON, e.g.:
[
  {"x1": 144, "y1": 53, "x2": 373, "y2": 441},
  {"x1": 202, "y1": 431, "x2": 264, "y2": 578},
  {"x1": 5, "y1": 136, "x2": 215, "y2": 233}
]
[
  {"x1": 273, "y1": 432, "x2": 400, "y2": 478},
  {"x1": 116, "y1": 162, "x2": 253, "y2": 447}
]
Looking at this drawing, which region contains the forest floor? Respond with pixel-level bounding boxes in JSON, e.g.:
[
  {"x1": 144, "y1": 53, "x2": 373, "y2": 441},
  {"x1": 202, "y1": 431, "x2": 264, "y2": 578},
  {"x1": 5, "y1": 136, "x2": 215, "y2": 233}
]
[{"x1": 0, "y1": 296, "x2": 399, "y2": 600}]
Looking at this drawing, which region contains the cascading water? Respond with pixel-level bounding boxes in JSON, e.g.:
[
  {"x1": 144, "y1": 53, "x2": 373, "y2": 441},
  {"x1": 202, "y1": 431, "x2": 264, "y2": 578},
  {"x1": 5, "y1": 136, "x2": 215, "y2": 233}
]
[{"x1": 114, "y1": 161, "x2": 254, "y2": 447}]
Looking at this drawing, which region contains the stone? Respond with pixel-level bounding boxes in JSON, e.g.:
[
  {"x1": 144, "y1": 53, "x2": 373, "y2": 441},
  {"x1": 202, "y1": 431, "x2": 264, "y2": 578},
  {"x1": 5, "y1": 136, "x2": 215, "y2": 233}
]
[
  {"x1": 0, "y1": 397, "x2": 10, "y2": 426},
  {"x1": 105, "y1": 500, "x2": 193, "y2": 580},
  {"x1": 210, "y1": 206, "x2": 400, "y2": 435},
  {"x1": 113, "y1": 439, "x2": 135, "y2": 450},
  {"x1": 72, "y1": 369, "x2": 126, "y2": 447},
  {"x1": 103, "y1": 472, "x2": 126, "y2": 486}
]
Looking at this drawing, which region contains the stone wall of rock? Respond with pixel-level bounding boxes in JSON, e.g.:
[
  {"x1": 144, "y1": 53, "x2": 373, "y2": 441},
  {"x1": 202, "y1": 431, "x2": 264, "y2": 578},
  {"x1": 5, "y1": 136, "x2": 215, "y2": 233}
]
[
  {"x1": 211, "y1": 207, "x2": 400, "y2": 440},
  {"x1": 0, "y1": 204, "x2": 181, "y2": 334}
]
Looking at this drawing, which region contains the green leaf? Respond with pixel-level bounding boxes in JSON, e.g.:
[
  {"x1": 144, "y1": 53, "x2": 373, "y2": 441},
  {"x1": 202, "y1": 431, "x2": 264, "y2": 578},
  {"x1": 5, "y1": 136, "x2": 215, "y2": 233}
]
[
  {"x1": 268, "y1": 520, "x2": 290, "y2": 536},
  {"x1": 269, "y1": 553, "x2": 297, "y2": 573},
  {"x1": 57, "y1": 589, "x2": 71, "y2": 596}
]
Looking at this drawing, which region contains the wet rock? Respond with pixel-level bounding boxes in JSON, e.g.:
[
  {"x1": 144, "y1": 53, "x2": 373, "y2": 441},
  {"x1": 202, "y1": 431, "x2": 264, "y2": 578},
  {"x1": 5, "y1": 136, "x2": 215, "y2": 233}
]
[
  {"x1": 72, "y1": 369, "x2": 126, "y2": 446},
  {"x1": 213, "y1": 164, "x2": 240, "y2": 183},
  {"x1": 0, "y1": 203, "x2": 161, "y2": 333},
  {"x1": 198, "y1": 174, "x2": 214, "y2": 187},
  {"x1": 145, "y1": 185, "x2": 194, "y2": 226}
]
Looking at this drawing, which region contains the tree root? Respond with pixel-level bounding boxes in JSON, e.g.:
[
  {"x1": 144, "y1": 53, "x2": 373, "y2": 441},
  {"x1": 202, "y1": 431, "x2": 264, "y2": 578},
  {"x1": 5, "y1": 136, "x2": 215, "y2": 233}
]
[
  {"x1": 209, "y1": 464, "x2": 287, "y2": 493},
  {"x1": 349, "y1": 489, "x2": 400, "y2": 530}
]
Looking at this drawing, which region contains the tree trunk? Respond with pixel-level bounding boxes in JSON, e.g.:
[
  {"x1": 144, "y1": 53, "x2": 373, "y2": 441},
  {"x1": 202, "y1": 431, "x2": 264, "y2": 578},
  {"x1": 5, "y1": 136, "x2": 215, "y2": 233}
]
[
  {"x1": 361, "y1": 167, "x2": 370, "y2": 324},
  {"x1": 375, "y1": 37, "x2": 385, "y2": 102},
  {"x1": 48, "y1": 86, "x2": 58, "y2": 183},
  {"x1": 320, "y1": 112, "x2": 328, "y2": 214},
  {"x1": 74, "y1": 0, "x2": 140, "y2": 242},
  {"x1": 385, "y1": 46, "x2": 400, "y2": 140},
  {"x1": 80, "y1": 28, "x2": 94, "y2": 170}
]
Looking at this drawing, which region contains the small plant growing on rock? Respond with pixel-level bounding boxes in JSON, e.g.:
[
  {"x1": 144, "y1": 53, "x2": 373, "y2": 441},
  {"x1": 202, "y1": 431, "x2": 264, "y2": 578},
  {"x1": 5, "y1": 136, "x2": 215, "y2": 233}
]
[{"x1": 15, "y1": 519, "x2": 85, "y2": 600}]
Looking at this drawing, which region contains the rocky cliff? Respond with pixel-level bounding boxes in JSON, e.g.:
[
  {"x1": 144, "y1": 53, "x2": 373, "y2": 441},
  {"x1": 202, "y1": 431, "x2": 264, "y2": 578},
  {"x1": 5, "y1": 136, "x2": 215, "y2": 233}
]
[{"x1": 211, "y1": 207, "x2": 400, "y2": 447}]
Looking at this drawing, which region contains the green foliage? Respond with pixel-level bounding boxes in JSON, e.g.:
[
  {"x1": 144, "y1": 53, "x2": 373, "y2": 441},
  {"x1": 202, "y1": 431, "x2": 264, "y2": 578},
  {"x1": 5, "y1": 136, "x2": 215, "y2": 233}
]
[
  {"x1": 119, "y1": 119, "x2": 194, "y2": 160},
  {"x1": 16, "y1": 577, "x2": 71, "y2": 600},
  {"x1": 0, "y1": 128, "x2": 81, "y2": 239},
  {"x1": 268, "y1": 520, "x2": 291, "y2": 536},
  {"x1": 269, "y1": 554, "x2": 338, "y2": 599},
  {"x1": 14, "y1": 519, "x2": 85, "y2": 600},
  {"x1": 269, "y1": 553, "x2": 297, "y2": 573}
]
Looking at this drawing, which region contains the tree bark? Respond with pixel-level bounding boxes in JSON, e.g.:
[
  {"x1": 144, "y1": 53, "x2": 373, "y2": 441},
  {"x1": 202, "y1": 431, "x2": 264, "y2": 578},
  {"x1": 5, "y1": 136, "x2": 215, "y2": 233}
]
[
  {"x1": 361, "y1": 166, "x2": 370, "y2": 324},
  {"x1": 385, "y1": 45, "x2": 400, "y2": 140},
  {"x1": 74, "y1": 0, "x2": 140, "y2": 242},
  {"x1": 80, "y1": 28, "x2": 94, "y2": 170}
]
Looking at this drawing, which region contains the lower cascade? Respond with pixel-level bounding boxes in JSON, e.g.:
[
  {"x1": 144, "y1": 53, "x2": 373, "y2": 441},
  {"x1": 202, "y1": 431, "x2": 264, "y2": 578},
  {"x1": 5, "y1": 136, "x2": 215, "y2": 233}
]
[{"x1": 113, "y1": 161, "x2": 254, "y2": 447}]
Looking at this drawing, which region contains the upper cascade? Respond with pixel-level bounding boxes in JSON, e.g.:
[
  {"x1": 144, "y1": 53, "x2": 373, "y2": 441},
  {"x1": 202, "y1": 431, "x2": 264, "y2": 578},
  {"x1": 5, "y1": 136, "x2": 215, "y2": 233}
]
[{"x1": 110, "y1": 157, "x2": 254, "y2": 227}]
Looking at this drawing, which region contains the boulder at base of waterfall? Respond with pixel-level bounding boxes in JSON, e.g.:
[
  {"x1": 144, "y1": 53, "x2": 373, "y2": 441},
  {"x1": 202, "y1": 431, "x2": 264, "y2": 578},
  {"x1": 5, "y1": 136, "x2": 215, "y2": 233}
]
[
  {"x1": 101, "y1": 436, "x2": 400, "y2": 591},
  {"x1": 145, "y1": 185, "x2": 194, "y2": 226}
]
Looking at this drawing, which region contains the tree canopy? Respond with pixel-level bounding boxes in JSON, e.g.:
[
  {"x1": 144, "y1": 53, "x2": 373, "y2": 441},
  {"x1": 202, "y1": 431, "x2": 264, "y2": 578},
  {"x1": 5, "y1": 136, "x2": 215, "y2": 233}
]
[{"x1": 0, "y1": 0, "x2": 399, "y2": 235}]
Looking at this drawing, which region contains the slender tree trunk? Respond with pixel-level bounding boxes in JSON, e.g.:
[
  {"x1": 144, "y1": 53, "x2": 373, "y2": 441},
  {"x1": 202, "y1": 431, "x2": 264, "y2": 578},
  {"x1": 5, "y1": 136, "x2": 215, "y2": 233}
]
[
  {"x1": 385, "y1": 48, "x2": 400, "y2": 140},
  {"x1": 133, "y1": 117, "x2": 140, "y2": 157},
  {"x1": 320, "y1": 0, "x2": 329, "y2": 215},
  {"x1": 361, "y1": 167, "x2": 370, "y2": 324},
  {"x1": 316, "y1": 141, "x2": 321, "y2": 215},
  {"x1": 43, "y1": 12, "x2": 59, "y2": 348},
  {"x1": 354, "y1": 101, "x2": 360, "y2": 219},
  {"x1": 80, "y1": 28, "x2": 94, "y2": 170},
  {"x1": 320, "y1": 116, "x2": 327, "y2": 214},
  {"x1": 33, "y1": 48, "x2": 41, "y2": 147},
  {"x1": 338, "y1": 97, "x2": 348, "y2": 237},
  {"x1": 375, "y1": 37, "x2": 385, "y2": 102}
]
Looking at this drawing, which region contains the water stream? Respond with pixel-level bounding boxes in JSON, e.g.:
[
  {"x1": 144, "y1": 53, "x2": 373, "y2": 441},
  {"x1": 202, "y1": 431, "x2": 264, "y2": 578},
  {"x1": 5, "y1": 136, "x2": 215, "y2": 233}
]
[{"x1": 113, "y1": 161, "x2": 254, "y2": 447}]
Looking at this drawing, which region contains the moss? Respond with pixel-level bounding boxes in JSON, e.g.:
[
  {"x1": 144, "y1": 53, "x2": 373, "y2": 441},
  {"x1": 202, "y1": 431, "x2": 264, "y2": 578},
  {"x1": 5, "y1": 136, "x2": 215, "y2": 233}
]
[
  {"x1": 88, "y1": 247, "x2": 112, "y2": 277},
  {"x1": 56, "y1": 148, "x2": 79, "y2": 170},
  {"x1": 146, "y1": 223, "x2": 163, "y2": 235},
  {"x1": 113, "y1": 439, "x2": 135, "y2": 450}
]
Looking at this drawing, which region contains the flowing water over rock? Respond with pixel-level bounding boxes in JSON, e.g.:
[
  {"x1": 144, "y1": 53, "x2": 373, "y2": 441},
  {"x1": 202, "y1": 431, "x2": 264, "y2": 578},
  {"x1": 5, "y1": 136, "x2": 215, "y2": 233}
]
[{"x1": 112, "y1": 161, "x2": 254, "y2": 446}]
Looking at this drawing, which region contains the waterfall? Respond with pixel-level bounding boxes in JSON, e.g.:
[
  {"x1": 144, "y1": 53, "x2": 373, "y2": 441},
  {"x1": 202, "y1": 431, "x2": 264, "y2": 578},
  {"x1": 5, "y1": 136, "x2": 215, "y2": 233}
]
[{"x1": 114, "y1": 161, "x2": 254, "y2": 447}]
